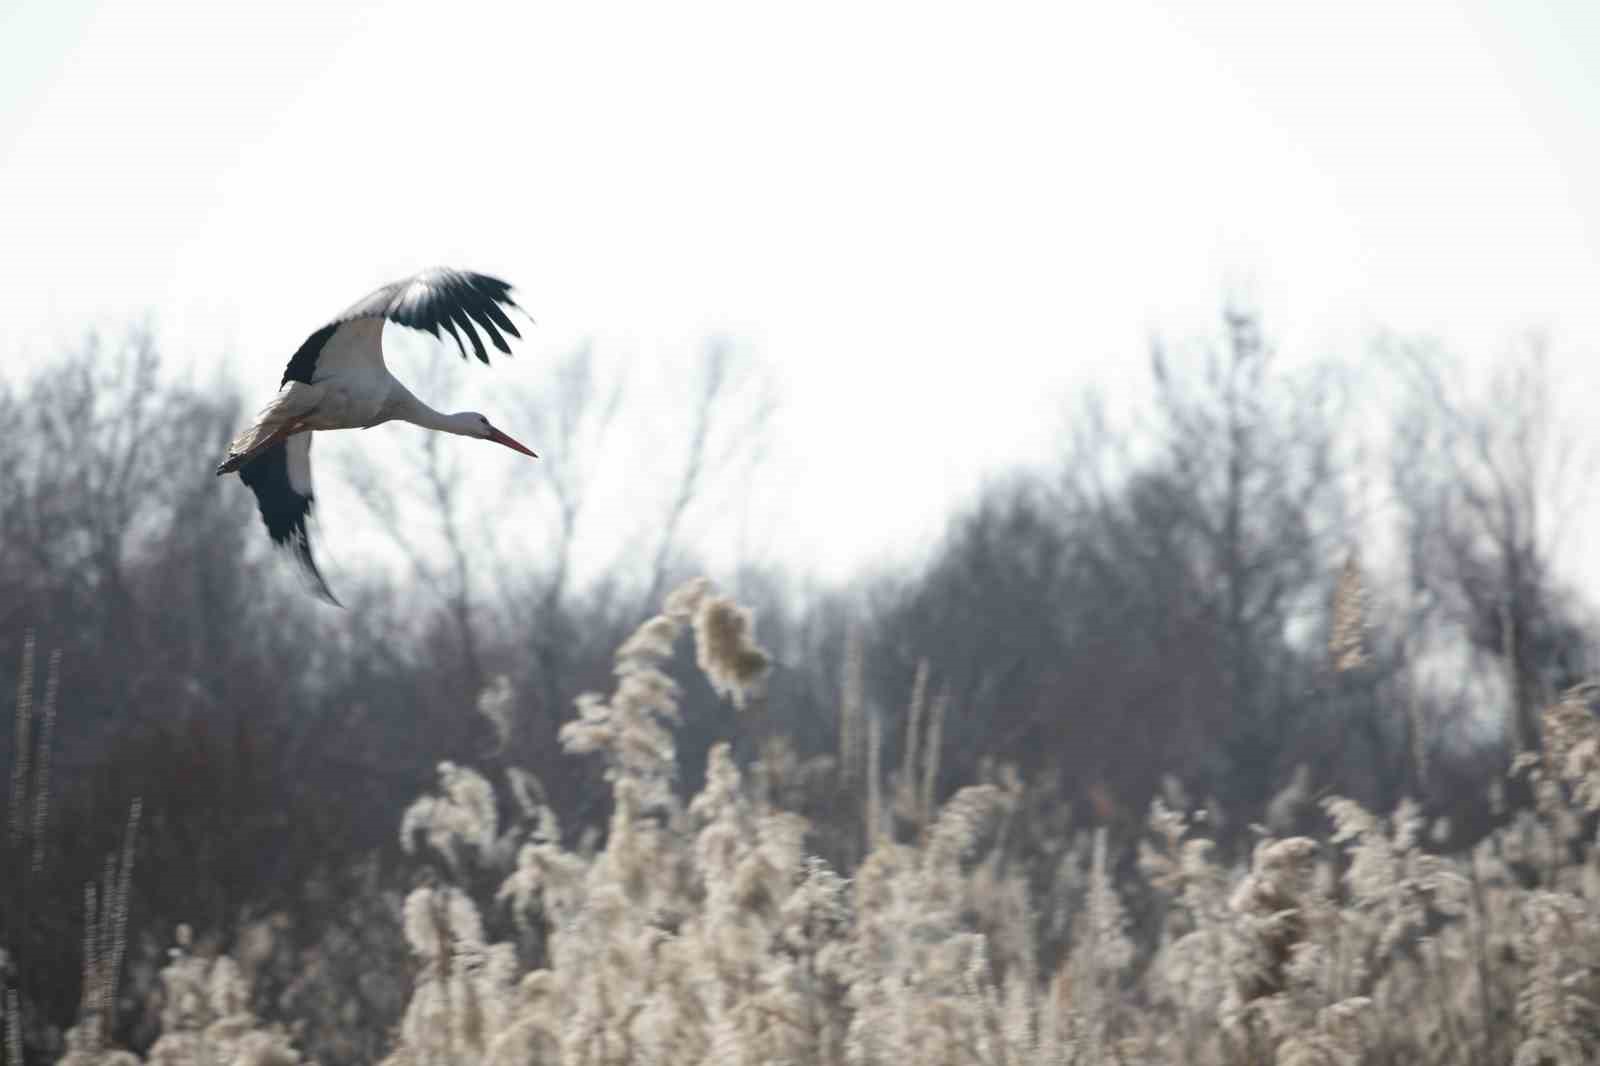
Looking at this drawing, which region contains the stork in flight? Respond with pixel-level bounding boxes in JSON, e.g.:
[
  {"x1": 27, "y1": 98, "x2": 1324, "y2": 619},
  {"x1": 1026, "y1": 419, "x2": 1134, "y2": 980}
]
[{"x1": 217, "y1": 267, "x2": 539, "y2": 604}]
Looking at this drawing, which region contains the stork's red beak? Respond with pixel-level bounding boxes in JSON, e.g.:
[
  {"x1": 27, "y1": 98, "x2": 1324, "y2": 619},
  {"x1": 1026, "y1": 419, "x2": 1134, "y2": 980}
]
[{"x1": 489, "y1": 428, "x2": 539, "y2": 458}]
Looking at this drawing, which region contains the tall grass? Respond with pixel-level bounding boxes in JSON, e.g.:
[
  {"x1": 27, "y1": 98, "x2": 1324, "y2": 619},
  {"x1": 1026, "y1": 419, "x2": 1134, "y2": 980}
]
[{"x1": 20, "y1": 583, "x2": 1600, "y2": 1064}]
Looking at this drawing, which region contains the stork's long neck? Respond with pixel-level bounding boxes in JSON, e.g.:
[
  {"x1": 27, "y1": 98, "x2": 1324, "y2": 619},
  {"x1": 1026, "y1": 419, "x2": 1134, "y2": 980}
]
[{"x1": 391, "y1": 387, "x2": 468, "y2": 435}]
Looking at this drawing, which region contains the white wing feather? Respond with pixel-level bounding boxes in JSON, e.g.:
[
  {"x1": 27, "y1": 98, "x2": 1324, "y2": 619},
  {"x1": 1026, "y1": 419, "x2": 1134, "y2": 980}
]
[{"x1": 285, "y1": 430, "x2": 314, "y2": 498}]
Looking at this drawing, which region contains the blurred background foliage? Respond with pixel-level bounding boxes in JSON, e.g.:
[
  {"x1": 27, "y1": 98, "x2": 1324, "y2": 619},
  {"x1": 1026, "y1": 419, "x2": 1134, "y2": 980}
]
[{"x1": 2, "y1": 306, "x2": 1595, "y2": 1060}]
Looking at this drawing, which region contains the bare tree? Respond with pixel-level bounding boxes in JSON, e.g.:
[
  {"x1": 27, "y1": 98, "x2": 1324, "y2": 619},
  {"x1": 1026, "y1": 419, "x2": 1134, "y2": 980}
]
[
  {"x1": 643, "y1": 336, "x2": 779, "y2": 610},
  {"x1": 502, "y1": 343, "x2": 626, "y2": 720},
  {"x1": 345, "y1": 355, "x2": 488, "y2": 692},
  {"x1": 1389, "y1": 333, "x2": 1592, "y2": 756},
  {"x1": 1117, "y1": 305, "x2": 1351, "y2": 812}
]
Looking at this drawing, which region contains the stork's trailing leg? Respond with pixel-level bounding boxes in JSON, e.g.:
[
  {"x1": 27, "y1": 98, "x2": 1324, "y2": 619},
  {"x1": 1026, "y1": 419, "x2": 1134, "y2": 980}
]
[{"x1": 216, "y1": 420, "x2": 307, "y2": 475}]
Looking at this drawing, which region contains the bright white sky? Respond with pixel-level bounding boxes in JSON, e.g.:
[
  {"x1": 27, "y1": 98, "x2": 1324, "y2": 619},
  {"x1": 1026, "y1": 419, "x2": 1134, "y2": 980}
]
[{"x1": 3, "y1": 0, "x2": 1599, "y2": 586}]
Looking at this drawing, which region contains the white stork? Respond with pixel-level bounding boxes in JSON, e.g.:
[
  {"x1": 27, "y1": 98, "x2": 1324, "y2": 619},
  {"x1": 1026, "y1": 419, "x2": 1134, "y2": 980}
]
[{"x1": 218, "y1": 267, "x2": 539, "y2": 605}]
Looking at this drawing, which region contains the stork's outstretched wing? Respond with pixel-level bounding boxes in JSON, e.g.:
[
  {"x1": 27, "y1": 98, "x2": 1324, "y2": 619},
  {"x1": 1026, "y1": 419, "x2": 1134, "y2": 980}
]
[
  {"x1": 238, "y1": 434, "x2": 340, "y2": 605},
  {"x1": 275, "y1": 267, "x2": 529, "y2": 388},
  {"x1": 334, "y1": 267, "x2": 529, "y2": 365}
]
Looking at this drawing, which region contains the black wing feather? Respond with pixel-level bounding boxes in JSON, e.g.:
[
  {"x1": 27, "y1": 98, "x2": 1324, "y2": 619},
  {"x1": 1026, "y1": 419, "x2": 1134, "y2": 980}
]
[
  {"x1": 472, "y1": 297, "x2": 515, "y2": 353},
  {"x1": 238, "y1": 441, "x2": 340, "y2": 606},
  {"x1": 450, "y1": 305, "x2": 490, "y2": 364},
  {"x1": 477, "y1": 297, "x2": 521, "y2": 341},
  {"x1": 280, "y1": 323, "x2": 340, "y2": 387},
  {"x1": 437, "y1": 315, "x2": 466, "y2": 357},
  {"x1": 444, "y1": 280, "x2": 506, "y2": 358}
]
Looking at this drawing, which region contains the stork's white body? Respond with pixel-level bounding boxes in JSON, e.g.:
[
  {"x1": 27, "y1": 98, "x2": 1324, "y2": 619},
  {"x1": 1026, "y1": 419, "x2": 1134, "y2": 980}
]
[
  {"x1": 228, "y1": 321, "x2": 401, "y2": 445},
  {"x1": 219, "y1": 268, "x2": 538, "y2": 603}
]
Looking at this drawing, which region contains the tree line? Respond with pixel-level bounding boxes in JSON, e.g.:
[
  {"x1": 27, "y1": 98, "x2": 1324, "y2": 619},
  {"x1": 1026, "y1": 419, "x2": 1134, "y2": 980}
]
[{"x1": 0, "y1": 307, "x2": 1591, "y2": 1056}]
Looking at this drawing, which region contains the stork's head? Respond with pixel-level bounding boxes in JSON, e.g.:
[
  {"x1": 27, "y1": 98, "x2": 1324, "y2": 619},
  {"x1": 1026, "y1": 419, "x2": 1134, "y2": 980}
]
[{"x1": 455, "y1": 412, "x2": 539, "y2": 458}]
